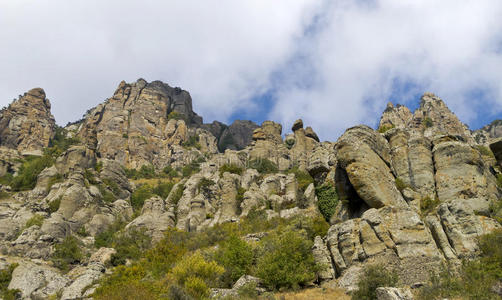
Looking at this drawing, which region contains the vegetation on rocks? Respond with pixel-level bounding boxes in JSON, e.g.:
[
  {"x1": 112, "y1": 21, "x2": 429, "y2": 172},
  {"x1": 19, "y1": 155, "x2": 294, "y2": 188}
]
[
  {"x1": 377, "y1": 123, "x2": 395, "y2": 133},
  {"x1": 419, "y1": 229, "x2": 502, "y2": 299},
  {"x1": 182, "y1": 135, "x2": 201, "y2": 150},
  {"x1": 315, "y1": 183, "x2": 338, "y2": 221},
  {"x1": 51, "y1": 235, "x2": 83, "y2": 272},
  {"x1": 352, "y1": 264, "x2": 398, "y2": 300},
  {"x1": 219, "y1": 163, "x2": 244, "y2": 176},
  {"x1": 255, "y1": 230, "x2": 318, "y2": 290},
  {"x1": 286, "y1": 166, "x2": 314, "y2": 192},
  {"x1": 247, "y1": 158, "x2": 278, "y2": 174},
  {"x1": 25, "y1": 214, "x2": 44, "y2": 228},
  {"x1": 0, "y1": 264, "x2": 19, "y2": 300}
]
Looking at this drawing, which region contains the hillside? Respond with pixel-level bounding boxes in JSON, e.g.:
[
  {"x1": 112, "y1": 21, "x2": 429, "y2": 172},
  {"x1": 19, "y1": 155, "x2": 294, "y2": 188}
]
[{"x1": 0, "y1": 79, "x2": 501, "y2": 300}]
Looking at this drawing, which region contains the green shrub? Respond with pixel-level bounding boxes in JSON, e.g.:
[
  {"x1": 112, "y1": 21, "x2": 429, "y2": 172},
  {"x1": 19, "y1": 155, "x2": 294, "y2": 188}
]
[
  {"x1": 51, "y1": 235, "x2": 83, "y2": 272},
  {"x1": 46, "y1": 174, "x2": 63, "y2": 191},
  {"x1": 219, "y1": 164, "x2": 244, "y2": 176},
  {"x1": 110, "y1": 229, "x2": 152, "y2": 266},
  {"x1": 92, "y1": 265, "x2": 165, "y2": 300},
  {"x1": 152, "y1": 180, "x2": 174, "y2": 199},
  {"x1": 48, "y1": 196, "x2": 61, "y2": 213},
  {"x1": 0, "y1": 263, "x2": 18, "y2": 299},
  {"x1": 94, "y1": 161, "x2": 103, "y2": 173},
  {"x1": 422, "y1": 117, "x2": 433, "y2": 128},
  {"x1": 25, "y1": 214, "x2": 44, "y2": 228},
  {"x1": 162, "y1": 165, "x2": 179, "y2": 178},
  {"x1": 352, "y1": 264, "x2": 398, "y2": 300},
  {"x1": 214, "y1": 235, "x2": 254, "y2": 287},
  {"x1": 420, "y1": 195, "x2": 440, "y2": 215},
  {"x1": 94, "y1": 220, "x2": 125, "y2": 248},
  {"x1": 130, "y1": 184, "x2": 153, "y2": 212},
  {"x1": 315, "y1": 183, "x2": 338, "y2": 222},
  {"x1": 496, "y1": 174, "x2": 502, "y2": 189},
  {"x1": 98, "y1": 184, "x2": 117, "y2": 203},
  {"x1": 122, "y1": 133, "x2": 128, "y2": 139},
  {"x1": 197, "y1": 178, "x2": 215, "y2": 194},
  {"x1": 168, "y1": 111, "x2": 186, "y2": 121},
  {"x1": 236, "y1": 187, "x2": 246, "y2": 214},
  {"x1": 102, "y1": 178, "x2": 121, "y2": 196},
  {"x1": 394, "y1": 177, "x2": 409, "y2": 192},
  {"x1": 169, "y1": 185, "x2": 185, "y2": 208},
  {"x1": 11, "y1": 154, "x2": 55, "y2": 191},
  {"x1": 255, "y1": 230, "x2": 318, "y2": 290},
  {"x1": 168, "y1": 251, "x2": 224, "y2": 299},
  {"x1": 84, "y1": 169, "x2": 99, "y2": 185},
  {"x1": 0, "y1": 173, "x2": 13, "y2": 186},
  {"x1": 476, "y1": 145, "x2": 495, "y2": 157},
  {"x1": 0, "y1": 191, "x2": 10, "y2": 200},
  {"x1": 248, "y1": 158, "x2": 278, "y2": 174},
  {"x1": 142, "y1": 230, "x2": 188, "y2": 279},
  {"x1": 182, "y1": 135, "x2": 201, "y2": 150},
  {"x1": 378, "y1": 124, "x2": 395, "y2": 133},
  {"x1": 124, "y1": 165, "x2": 157, "y2": 180},
  {"x1": 286, "y1": 166, "x2": 314, "y2": 192}
]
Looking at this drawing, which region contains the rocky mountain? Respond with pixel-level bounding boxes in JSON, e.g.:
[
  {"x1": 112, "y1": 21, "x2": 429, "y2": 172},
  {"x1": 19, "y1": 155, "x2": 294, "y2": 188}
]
[
  {"x1": 0, "y1": 81, "x2": 500, "y2": 300},
  {"x1": 0, "y1": 88, "x2": 56, "y2": 155},
  {"x1": 473, "y1": 119, "x2": 502, "y2": 144}
]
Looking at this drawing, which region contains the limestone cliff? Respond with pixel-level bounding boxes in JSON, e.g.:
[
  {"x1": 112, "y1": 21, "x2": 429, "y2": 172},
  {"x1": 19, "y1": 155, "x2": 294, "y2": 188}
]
[{"x1": 0, "y1": 88, "x2": 56, "y2": 155}]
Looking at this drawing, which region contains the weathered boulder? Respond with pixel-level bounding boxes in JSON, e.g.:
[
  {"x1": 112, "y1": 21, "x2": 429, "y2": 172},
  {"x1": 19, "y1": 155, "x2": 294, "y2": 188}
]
[
  {"x1": 0, "y1": 88, "x2": 56, "y2": 154},
  {"x1": 327, "y1": 207, "x2": 442, "y2": 284},
  {"x1": 8, "y1": 261, "x2": 69, "y2": 299},
  {"x1": 126, "y1": 195, "x2": 175, "y2": 242},
  {"x1": 336, "y1": 126, "x2": 406, "y2": 209},
  {"x1": 312, "y1": 236, "x2": 335, "y2": 281},
  {"x1": 433, "y1": 135, "x2": 498, "y2": 211}
]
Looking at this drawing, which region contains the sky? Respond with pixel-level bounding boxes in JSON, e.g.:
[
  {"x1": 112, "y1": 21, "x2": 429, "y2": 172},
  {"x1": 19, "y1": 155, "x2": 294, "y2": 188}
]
[{"x1": 1, "y1": 0, "x2": 502, "y2": 141}]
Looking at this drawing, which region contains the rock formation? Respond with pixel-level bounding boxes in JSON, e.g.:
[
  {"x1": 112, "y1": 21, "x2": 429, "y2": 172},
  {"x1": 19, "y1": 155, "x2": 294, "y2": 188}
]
[
  {"x1": 0, "y1": 88, "x2": 56, "y2": 155},
  {"x1": 0, "y1": 83, "x2": 500, "y2": 298}
]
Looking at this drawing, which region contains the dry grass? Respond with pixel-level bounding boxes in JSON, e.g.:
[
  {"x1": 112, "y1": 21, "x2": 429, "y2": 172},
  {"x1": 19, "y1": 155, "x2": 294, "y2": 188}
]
[{"x1": 273, "y1": 287, "x2": 350, "y2": 300}]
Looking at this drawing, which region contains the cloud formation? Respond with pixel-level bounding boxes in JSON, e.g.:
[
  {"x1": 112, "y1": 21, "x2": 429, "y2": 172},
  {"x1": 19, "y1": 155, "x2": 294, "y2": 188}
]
[
  {"x1": 1, "y1": 0, "x2": 502, "y2": 140},
  {"x1": 270, "y1": 0, "x2": 502, "y2": 139}
]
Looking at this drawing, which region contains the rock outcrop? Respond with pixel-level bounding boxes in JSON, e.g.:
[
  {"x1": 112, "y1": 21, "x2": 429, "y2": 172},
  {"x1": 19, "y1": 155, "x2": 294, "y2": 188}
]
[
  {"x1": 0, "y1": 88, "x2": 56, "y2": 155},
  {"x1": 0, "y1": 83, "x2": 500, "y2": 298},
  {"x1": 473, "y1": 119, "x2": 502, "y2": 145}
]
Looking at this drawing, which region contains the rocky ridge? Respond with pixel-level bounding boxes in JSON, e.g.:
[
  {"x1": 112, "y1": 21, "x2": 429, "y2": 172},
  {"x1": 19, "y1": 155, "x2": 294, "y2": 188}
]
[{"x1": 0, "y1": 81, "x2": 500, "y2": 299}]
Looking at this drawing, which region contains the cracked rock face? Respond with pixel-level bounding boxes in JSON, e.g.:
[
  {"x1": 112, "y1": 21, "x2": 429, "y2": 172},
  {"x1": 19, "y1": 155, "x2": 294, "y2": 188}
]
[
  {"x1": 76, "y1": 79, "x2": 214, "y2": 169},
  {"x1": 0, "y1": 88, "x2": 56, "y2": 155}
]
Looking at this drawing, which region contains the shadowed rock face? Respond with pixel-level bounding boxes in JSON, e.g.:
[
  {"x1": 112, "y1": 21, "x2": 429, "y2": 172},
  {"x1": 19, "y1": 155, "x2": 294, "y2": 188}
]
[
  {"x1": 0, "y1": 88, "x2": 56, "y2": 155},
  {"x1": 217, "y1": 120, "x2": 259, "y2": 151}
]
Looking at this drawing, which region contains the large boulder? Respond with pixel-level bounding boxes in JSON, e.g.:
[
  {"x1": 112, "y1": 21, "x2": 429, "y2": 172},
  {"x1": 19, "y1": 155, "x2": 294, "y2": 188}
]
[{"x1": 336, "y1": 126, "x2": 406, "y2": 209}]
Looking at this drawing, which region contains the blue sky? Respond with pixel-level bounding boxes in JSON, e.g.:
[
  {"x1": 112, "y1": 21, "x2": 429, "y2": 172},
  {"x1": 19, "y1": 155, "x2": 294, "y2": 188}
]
[{"x1": 1, "y1": 0, "x2": 502, "y2": 141}]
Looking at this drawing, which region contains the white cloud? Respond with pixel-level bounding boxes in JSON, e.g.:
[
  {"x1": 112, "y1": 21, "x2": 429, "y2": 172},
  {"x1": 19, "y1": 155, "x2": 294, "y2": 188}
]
[
  {"x1": 1, "y1": 0, "x2": 502, "y2": 141},
  {"x1": 270, "y1": 0, "x2": 502, "y2": 140},
  {"x1": 0, "y1": 0, "x2": 318, "y2": 124}
]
